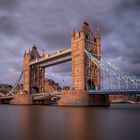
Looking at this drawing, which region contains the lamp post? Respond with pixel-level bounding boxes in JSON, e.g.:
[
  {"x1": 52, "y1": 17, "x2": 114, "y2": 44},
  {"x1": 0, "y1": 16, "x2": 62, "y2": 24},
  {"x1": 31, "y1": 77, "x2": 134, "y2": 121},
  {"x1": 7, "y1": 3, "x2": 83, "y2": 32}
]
[
  {"x1": 42, "y1": 49, "x2": 45, "y2": 56},
  {"x1": 62, "y1": 80, "x2": 64, "y2": 91}
]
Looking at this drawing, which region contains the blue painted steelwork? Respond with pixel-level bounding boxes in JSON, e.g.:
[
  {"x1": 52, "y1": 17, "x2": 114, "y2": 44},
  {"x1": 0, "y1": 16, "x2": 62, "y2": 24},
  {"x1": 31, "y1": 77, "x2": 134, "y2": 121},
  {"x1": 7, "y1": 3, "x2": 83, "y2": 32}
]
[
  {"x1": 84, "y1": 49, "x2": 140, "y2": 88},
  {"x1": 84, "y1": 49, "x2": 140, "y2": 96},
  {"x1": 88, "y1": 89, "x2": 140, "y2": 95},
  {"x1": 8, "y1": 71, "x2": 24, "y2": 95}
]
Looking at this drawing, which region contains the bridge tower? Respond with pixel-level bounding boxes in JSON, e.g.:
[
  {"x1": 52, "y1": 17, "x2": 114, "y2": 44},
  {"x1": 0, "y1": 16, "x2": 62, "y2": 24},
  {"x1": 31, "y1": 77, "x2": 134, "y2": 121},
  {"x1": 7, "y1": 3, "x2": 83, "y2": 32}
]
[
  {"x1": 23, "y1": 45, "x2": 45, "y2": 94},
  {"x1": 71, "y1": 21, "x2": 100, "y2": 91}
]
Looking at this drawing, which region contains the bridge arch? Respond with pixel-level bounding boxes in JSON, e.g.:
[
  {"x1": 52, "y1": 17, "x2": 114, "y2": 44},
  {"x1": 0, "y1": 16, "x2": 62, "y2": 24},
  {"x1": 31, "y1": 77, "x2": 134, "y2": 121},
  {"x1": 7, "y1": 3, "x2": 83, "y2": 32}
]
[
  {"x1": 31, "y1": 87, "x2": 39, "y2": 94},
  {"x1": 87, "y1": 80, "x2": 95, "y2": 90}
]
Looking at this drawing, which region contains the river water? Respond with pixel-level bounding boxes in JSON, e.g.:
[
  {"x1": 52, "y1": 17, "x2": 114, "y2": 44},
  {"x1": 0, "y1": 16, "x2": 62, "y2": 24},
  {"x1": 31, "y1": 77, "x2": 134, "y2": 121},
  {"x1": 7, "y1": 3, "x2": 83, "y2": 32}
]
[{"x1": 0, "y1": 104, "x2": 140, "y2": 140}]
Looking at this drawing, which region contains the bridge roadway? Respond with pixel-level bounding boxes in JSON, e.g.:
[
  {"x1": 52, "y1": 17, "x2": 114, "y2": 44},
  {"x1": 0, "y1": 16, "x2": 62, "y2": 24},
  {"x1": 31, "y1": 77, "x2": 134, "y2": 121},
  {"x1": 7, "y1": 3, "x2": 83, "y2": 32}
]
[
  {"x1": 29, "y1": 48, "x2": 71, "y2": 67},
  {"x1": 30, "y1": 89, "x2": 140, "y2": 100},
  {"x1": 32, "y1": 92, "x2": 61, "y2": 100},
  {"x1": 0, "y1": 95, "x2": 14, "y2": 100},
  {"x1": 89, "y1": 89, "x2": 140, "y2": 95},
  {"x1": 0, "y1": 93, "x2": 61, "y2": 101}
]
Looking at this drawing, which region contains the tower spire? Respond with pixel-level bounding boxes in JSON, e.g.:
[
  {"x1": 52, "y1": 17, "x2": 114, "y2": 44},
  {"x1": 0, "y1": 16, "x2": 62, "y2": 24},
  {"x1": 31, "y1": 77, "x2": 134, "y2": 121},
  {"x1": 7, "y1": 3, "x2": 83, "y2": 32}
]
[
  {"x1": 29, "y1": 48, "x2": 31, "y2": 54},
  {"x1": 80, "y1": 19, "x2": 90, "y2": 33},
  {"x1": 96, "y1": 27, "x2": 100, "y2": 38},
  {"x1": 32, "y1": 43, "x2": 37, "y2": 49}
]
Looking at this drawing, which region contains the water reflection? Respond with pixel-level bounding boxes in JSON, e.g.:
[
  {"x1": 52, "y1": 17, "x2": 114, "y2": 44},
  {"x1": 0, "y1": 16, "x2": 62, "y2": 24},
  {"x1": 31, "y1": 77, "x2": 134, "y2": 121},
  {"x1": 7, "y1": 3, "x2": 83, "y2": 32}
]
[{"x1": 0, "y1": 105, "x2": 140, "y2": 140}]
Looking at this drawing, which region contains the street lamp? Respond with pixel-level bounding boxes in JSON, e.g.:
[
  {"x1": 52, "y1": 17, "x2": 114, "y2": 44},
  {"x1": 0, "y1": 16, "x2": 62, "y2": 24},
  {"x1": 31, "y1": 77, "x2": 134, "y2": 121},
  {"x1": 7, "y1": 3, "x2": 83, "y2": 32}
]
[
  {"x1": 62, "y1": 80, "x2": 65, "y2": 90},
  {"x1": 42, "y1": 49, "x2": 45, "y2": 56}
]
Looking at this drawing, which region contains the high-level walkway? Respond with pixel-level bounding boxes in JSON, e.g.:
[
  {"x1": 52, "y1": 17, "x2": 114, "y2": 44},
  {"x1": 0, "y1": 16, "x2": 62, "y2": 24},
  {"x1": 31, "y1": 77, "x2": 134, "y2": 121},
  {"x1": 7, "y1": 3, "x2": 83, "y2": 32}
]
[{"x1": 29, "y1": 48, "x2": 71, "y2": 67}]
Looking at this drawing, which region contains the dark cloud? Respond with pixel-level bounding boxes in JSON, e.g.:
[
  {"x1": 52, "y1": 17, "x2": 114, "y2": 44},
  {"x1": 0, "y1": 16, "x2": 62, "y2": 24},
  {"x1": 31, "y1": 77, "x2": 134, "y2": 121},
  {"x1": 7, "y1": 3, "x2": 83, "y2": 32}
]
[
  {"x1": 0, "y1": 0, "x2": 140, "y2": 85},
  {"x1": 0, "y1": 16, "x2": 18, "y2": 35},
  {"x1": 0, "y1": 0, "x2": 18, "y2": 10},
  {"x1": 118, "y1": 0, "x2": 140, "y2": 10},
  {"x1": 44, "y1": 32, "x2": 70, "y2": 51}
]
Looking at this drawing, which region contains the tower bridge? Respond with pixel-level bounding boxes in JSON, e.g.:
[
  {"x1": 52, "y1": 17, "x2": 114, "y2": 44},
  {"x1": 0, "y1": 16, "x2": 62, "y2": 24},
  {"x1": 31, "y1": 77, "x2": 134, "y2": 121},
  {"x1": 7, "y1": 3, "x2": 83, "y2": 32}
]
[
  {"x1": 22, "y1": 21, "x2": 140, "y2": 106},
  {"x1": 23, "y1": 21, "x2": 101, "y2": 95},
  {"x1": 1, "y1": 21, "x2": 140, "y2": 106}
]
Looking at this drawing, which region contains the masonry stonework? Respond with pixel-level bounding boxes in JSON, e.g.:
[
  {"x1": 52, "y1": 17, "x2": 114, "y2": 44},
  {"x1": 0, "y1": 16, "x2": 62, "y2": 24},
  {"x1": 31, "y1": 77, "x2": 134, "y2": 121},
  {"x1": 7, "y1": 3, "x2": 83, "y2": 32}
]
[
  {"x1": 23, "y1": 21, "x2": 109, "y2": 106},
  {"x1": 23, "y1": 46, "x2": 45, "y2": 94},
  {"x1": 71, "y1": 21, "x2": 101, "y2": 90}
]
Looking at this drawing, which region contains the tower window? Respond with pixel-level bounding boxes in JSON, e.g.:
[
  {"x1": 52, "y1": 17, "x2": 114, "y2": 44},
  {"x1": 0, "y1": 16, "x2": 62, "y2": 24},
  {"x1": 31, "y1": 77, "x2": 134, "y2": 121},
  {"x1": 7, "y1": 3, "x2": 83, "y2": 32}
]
[
  {"x1": 85, "y1": 33, "x2": 90, "y2": 41},
  {"x1": 86, "y1": 34, "x2": 89, "y2": 40}
]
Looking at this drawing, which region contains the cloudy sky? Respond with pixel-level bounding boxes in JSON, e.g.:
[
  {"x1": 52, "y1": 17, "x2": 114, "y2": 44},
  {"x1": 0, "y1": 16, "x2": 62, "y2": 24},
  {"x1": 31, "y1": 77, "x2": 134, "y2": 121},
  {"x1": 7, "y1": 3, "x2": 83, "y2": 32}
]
[{"x1": 0, "y1": 0, "x2": 140, "y2": 86}]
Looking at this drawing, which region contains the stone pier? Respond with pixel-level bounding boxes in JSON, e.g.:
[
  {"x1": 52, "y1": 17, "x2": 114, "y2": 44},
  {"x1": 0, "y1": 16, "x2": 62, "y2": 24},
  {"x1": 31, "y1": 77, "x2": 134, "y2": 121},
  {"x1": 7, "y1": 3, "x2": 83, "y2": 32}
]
[
  {"x1": 10, "y1": 94, "x2": 32, "y2": 105},
  {"x1": 58, "y1": 90, "x2": 110, "y2": 106}
]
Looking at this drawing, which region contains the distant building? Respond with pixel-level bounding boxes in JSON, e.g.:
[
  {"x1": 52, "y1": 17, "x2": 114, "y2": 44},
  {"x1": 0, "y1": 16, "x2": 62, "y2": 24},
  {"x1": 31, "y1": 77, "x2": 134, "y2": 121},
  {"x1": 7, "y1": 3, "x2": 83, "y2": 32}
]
[
  {"x1": 13, "y1": 84, "x2": 23, "y2": 94},
  {"x1": 62, "y1": 86, "x2": 70, "y2": 90},
  {"x1": 44, "y1": 78, "x2": 61, "y2": 93},
  {"x1": 0, "y1": 84, "x2": 12, "y2": 94}
]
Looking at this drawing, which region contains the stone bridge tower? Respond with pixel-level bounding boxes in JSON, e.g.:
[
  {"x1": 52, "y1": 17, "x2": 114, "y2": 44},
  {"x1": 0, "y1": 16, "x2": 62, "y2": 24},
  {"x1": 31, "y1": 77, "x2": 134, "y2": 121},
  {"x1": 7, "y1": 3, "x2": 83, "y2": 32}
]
[
  {"x1": 71, "y1": 21, "x2": 100, "y2": 91},
  {"x1": 23, "y1": 45, "x2": 45, "y2": 94}
]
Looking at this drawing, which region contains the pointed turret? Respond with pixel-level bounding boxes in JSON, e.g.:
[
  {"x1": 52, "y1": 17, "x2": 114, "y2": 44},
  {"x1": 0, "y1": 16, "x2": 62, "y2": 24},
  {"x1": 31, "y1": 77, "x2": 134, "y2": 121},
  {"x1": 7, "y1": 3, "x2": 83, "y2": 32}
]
[
  {"x1": 32, "y1": 43, "x2": 37, "y2": 49},
  {"x1": 96, "y1": 27, "x2": 101, "y2": 45},
  {"x1": 96, "y1": 27, "x2": 100, "y2": 38},
  {"x1": 30, "y1": 44, "x2": 40, "y2": 60}
]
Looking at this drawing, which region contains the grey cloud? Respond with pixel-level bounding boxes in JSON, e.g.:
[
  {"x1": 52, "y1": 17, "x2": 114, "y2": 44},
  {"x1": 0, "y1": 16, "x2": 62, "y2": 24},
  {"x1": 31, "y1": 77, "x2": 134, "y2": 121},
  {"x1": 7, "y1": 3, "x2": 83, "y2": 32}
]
[
  {"x1": 102, "y1": 45, "x2": 121, "y2": 58},
  {"x1": 1, "y1": 45, "x2": 23, "y2": 57},
  {"x1": 45, "y1": 61, "x2": 72, "y2": 85},
  {"x1": 117, "y1": 0, "x2": 140, "y2": 10},
  {"x1": 0, "y1": 0, "x2": 140, "y2": 85},
  {"x1": 51, "y1": 62, "x2": 72, "y2": 74}
]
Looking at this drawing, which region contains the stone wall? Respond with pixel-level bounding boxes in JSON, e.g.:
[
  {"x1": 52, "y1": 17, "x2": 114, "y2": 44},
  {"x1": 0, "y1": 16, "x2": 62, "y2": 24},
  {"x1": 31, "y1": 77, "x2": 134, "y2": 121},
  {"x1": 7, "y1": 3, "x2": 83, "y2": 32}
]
[
  {"x1": 58, "y1": 90, "x2": 89, "y2": 106},
  {"x1": 10, "y1": 94, "x2": 32, "y2": 105}
]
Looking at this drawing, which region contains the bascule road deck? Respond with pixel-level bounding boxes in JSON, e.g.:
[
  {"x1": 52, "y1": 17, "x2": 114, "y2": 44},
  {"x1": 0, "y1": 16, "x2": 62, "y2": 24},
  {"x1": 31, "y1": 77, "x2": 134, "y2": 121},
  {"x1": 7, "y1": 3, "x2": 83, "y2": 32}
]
[
  {"x1": 89, "y1": 89, "x2": 140, "y2": 95},
  {"x1": 29, "y1": 48, "x2": 71, "y2": 67}
]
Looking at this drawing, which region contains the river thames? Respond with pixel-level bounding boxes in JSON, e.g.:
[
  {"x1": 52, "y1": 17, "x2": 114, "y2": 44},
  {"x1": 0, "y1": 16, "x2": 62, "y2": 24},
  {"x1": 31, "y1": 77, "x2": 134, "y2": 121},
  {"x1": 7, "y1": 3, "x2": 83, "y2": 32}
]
[{"x1": 0, "y1": 104, "x2": 140, "y2": 140}]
